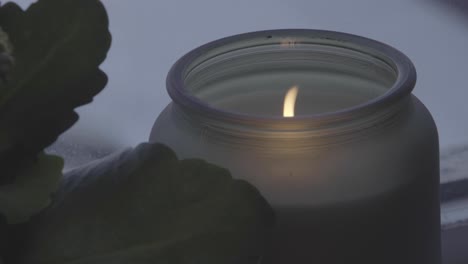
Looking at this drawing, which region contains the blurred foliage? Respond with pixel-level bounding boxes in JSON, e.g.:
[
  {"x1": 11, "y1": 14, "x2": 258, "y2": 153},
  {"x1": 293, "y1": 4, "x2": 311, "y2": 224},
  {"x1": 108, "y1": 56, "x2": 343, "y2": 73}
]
[
  {"x1": 0, "y1": 0, "x2": 110, "y2": 177},
  {"x1": 13, "y1": 143, "x2": 274, "y2": 264},
  {"x1": 0, "y1": 0, "x2": 110, "y2": 222},
  {"x1": 0, "y1": 1, "x2": 274, "y2": 263},
  {"x1": 0, "y1": 0, "x2": 110, "y2": 261}
]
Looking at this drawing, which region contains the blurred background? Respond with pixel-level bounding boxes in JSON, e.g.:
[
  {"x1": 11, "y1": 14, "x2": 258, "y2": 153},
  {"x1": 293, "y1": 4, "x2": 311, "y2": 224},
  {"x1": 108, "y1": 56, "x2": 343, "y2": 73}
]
[
  {"x1": 12, "y1": 0, "x2": 468, "y2": 155},
  {"x1": 8, "y1": 0, "x2": 468, "y2": 262}
]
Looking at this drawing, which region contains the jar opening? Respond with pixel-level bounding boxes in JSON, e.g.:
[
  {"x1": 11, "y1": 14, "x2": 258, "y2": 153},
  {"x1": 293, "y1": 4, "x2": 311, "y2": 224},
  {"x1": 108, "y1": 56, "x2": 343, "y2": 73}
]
[
  {"x1": 185, "y1": 43, "x2": 397, "y2": 117},
  {"x1": 167, "y1": 29, "x2": 415, "y2": 124}
]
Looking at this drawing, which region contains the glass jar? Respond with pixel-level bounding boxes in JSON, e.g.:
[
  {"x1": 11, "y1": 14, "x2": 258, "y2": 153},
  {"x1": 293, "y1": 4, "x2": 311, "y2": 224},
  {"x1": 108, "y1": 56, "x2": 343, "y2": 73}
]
[{"x1": 149, "y1": 29, "x2": 440, "y2": 264}]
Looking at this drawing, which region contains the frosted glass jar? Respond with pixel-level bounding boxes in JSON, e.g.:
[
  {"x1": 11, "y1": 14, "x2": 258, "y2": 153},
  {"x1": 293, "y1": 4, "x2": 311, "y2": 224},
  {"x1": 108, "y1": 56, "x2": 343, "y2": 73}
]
[{"x1": 150, "y1": 29, "x2": 440, "y2": 264}]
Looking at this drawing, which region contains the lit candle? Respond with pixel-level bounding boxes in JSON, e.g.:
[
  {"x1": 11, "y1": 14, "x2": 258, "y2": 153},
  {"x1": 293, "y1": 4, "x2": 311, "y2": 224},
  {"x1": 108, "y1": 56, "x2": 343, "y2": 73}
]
[
  {"x1": 283, "y1": 86, "x2": 299, "y2": 118},
  {"x1": 150, "y1": 29, "x2": 441, "y2": 264}
]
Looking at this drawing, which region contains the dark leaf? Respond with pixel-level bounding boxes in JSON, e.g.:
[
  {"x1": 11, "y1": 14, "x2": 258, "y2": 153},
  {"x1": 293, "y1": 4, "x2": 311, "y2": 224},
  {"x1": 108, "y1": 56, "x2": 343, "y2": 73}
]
[
  {"x1": 0, "y1": 0, "x2": 111, "y2": 182},
  {"x1": 14, "y1": 143, "x2": 275, "y2": 264},
  {"x1": 0, "y1": 152, "x2": 62, "y2": 224}
]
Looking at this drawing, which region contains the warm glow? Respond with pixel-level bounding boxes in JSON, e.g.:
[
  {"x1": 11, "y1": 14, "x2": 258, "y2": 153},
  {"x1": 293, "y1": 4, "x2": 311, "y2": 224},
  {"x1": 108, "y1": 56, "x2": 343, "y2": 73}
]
[
  {"x1": 280, "y1": 37, "x2": 297, "y2": 48},
  {"x1": 283, "y1": 86, "x2": 299, "y2": 117}
]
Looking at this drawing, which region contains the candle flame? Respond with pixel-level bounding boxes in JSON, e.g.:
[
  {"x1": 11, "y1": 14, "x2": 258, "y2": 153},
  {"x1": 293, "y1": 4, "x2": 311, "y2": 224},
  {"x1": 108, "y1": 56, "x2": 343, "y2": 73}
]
[{"x1": 283, "y1": 86, "x2": 299, "y2": 117}]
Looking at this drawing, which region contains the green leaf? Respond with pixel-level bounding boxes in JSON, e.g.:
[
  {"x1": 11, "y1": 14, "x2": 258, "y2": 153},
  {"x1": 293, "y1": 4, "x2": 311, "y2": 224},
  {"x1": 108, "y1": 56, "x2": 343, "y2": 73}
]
[
  {"x1": 0, "y1": 153, "x2": 63, "y2": 224},
  {"x1": 0, "y1": 0, "x2": 111, "y2": 182},
  {"x1": 14, "y1": 143, "x2": 275, "y2": 264}
]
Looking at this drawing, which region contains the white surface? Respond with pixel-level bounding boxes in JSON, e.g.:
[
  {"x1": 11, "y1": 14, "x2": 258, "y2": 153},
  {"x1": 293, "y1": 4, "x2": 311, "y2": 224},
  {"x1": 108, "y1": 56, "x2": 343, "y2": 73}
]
[
  {"x1": 441, "y1": 145, "x2": 468, "y2": 183},
  {"x1": 10, "y1": 0, "x2": 468, "y2": 149},
  {"x1": 442, "y1": 197, "x2": 468, "y2": 228}
]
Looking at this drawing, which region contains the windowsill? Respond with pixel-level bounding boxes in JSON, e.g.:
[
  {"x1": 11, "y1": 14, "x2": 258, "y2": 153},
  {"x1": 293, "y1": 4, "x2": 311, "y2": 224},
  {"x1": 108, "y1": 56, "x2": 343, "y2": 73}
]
[
  {"x1": 442, "y1": 202, "x2": 468, "y2": 264},
  {"x1": 440, "y1": 145, "x2": 468, "y2": 264},
  {"x1": 440, "y1": 144, "x2": 468, "y2": 229}
]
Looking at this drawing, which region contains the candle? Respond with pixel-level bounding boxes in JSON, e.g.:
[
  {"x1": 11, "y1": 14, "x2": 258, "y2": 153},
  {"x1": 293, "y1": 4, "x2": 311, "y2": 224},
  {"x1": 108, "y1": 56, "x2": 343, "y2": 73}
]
[{"x1": 150, "y1": 29, "x2": 441, "y2": 264}]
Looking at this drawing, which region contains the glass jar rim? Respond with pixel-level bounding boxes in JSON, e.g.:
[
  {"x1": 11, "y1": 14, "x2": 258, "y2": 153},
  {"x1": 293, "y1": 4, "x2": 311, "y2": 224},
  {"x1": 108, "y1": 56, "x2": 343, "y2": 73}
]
[{"x1": 166, "y1": 29, "x2": 416, "y2": 126}]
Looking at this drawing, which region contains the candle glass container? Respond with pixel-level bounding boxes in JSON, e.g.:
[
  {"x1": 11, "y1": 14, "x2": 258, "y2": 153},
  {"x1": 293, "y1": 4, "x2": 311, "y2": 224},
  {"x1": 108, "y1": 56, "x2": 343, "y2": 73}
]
[{"x1": 150, "y1": 29, "x2": 440, "y2": 264}]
